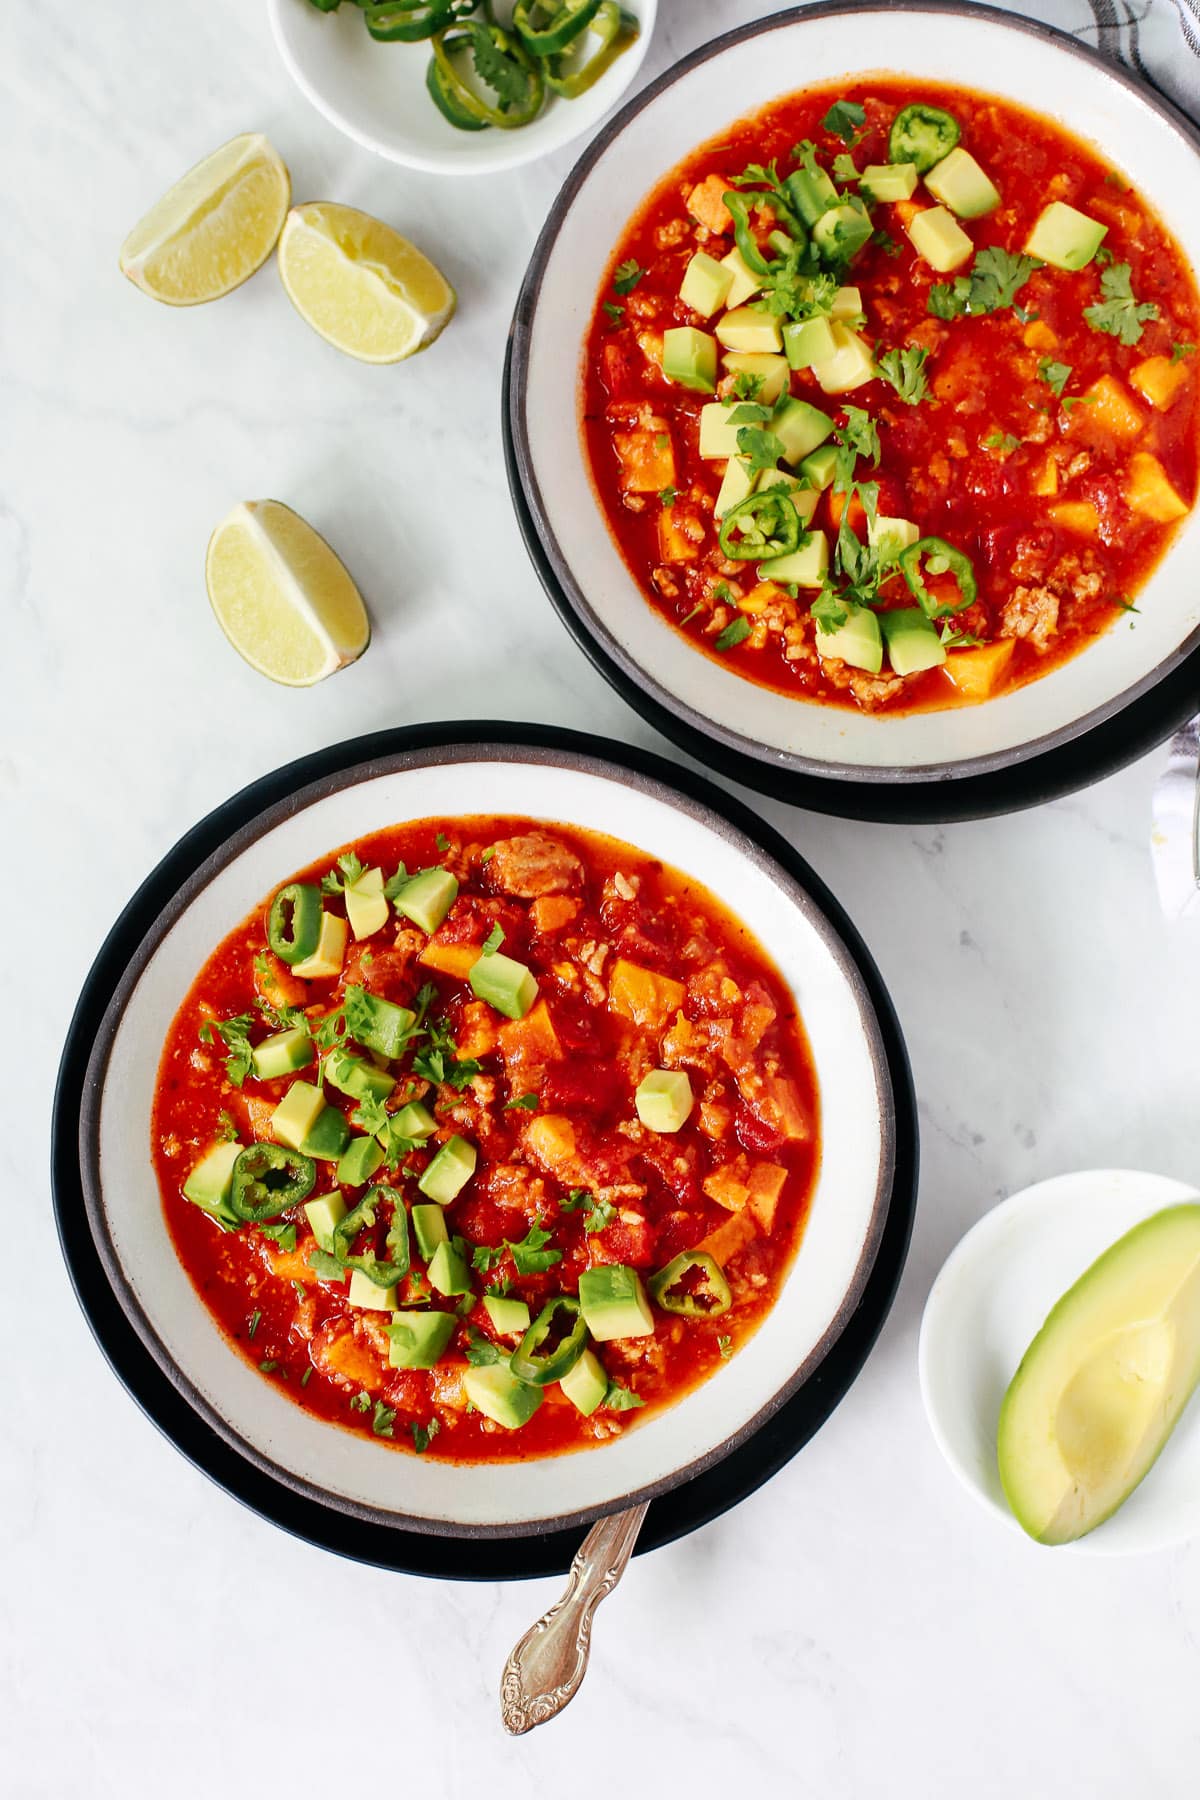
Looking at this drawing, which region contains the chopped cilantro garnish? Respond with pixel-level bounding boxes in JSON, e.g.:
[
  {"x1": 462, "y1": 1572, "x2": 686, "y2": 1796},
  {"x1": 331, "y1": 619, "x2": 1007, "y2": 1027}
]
[
  {"x1": 603, "y1": 1378, "x2": 646, "y2": 1412},
  {"x1": 928, "y1": 246, "x2": 1040, "y2": 320},
  {"x1": 1037, "y1": 358, "x2": 1072, "y2": 399},
  {"x1": 602, "y1": 300, "x2": 624, "y2": 324},
  {"x1": 435, "y1": 833, "x2": 451, "y2": 852},
  {"x1": 472, "y1": 1242, "x2": 507, "y2": 1273},
  {"x1": 876, "y1": 344, "x2": 929, "y2": 405},
  {"x1": 732, "y1": 371, "x2": 764, "y2": 400},
  {"x1": 584, "y1": 1196, "x2": 617, "y2": 1234},
  {"x1": 412, "y1": 1418, "x2": 441, "y2": 1453},
  {"x1": 832, "y1": 152, "x2": 859, "y2": 183},
  {"x1": 714, "y1": 616, "x2": 752, "y2": 651},
  {"x1": 612, "y1": 258, "x2": 645, "y2": 295},
  {"x1": 717, "y1": 1335, "x2": 733, "y2": 1361},
  {"x1": 1171, "y1": 341, "x2": 1195, "y2": 364},
  {"x1": 982, "y1": 431, "x2": 1022, "y2": 452},
  {"x1": 465, "y1": 1328, "x2": 502, "y2": 1367},
  {"x1": 1083, "y1": 261, "x2": 1158, "y2": 347},
  {"x1": 735, "y1": 425, "x2": 786, "y2": 475},
  {"x1": 822, "y1": 98, "x2": 866, "y2": 144},
  {"x1": 261, "y1": 1221, "x2": 298, "y2": 1253},
  {"x1": 371, "y1": 1401, "x2": 396, "y2": 1439},
  {"x1": 301, "y1": 1366, "x2": 313, "y2": 1387},
  {"x1": 216, "y1": 1109, "x2": 240, "y2": 1143},
  {"x1": 351, "y1": 1093, "x2": 392, "y2": 1136},
  {"x1": 320, "y1": 850, "x2": 365, "y2": 896},
  {"x1": 198, "y1": 1012, "x2": 255, "y2": 1087},
  {"x1": 247, "y1": 1309, "x2": 262, "y2": 1340},
  {"x1": 412, "y1": 1014, "x2": 481, "y2": 1090},
  {"x1": 559, "y1": 1188, "x2": 591, "y2": 1212},
  {"x1": 382, "y1": 862, "x2": 410, "y2": 900},
  {"x1": 508, "y1": 1222, "x2": 562, "y2": 1275},
  {"x1": 659, "y1": 486, "x2": 677, "y2": 507},
  {"x1": 505, "y1": 1091, "x2": 539, "y2": 1111},
  {"x1": 350, "y1": 1391, "x2": 372, "y2": 1413},
  {"x1": 258, "y1": 1359, "x2": 279, "y2": 1374}
]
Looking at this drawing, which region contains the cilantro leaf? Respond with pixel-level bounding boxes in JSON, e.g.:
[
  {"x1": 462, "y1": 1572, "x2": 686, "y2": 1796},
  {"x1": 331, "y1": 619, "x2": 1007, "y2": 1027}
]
[
  {"x1": 1083, "y1": 261, "x2": 1159, "y2": 347},
  {"x1": 832, "y1": 152, "x2": 859, "y2": 184},
  {"x1": 412, "y1": 1418, "x2": 441, "y2": 1453},
  {"x1": 320, "y1": 850, "x2": 365, "y2": 896},
  {"x1": 602, "y1": 300, "x2": 624, "y2": 324},
  {"x1": 471, "y1": 29, "x2": 531, "y2": 110},
  {"x1": 659, "y1": 486, "x2": 677, "y2": 507},
  {"x1": 216, "y1": 1109, "x2": 240, "y2": 1143},
  {"x1": 349, "y1": 1391, "x2": 372, "y2": 1413},
  {"x1": 812, "y1": 587, "x2": 851, "y2": 633},
  {"x1": 1171, "y1": 341, "x2": 1195, "y2": 364},
  {"x1": 726, "y1": 401, "x2": 772, "y2": 425},
  {"x1": 1037, "y1": 358, "x2": 1072, "y2": 399},
  {"x1": 929, "y1": 247, "x2": 1040, "y2": 321},
  {"x1": 198, "y1": 1012, "x2": 255, "y2": 1087},
  {"x1": 876, "y1": 344, "x2": 929, "y2": 405},
  {"x1": 371, "y1": 1401, "x2": 395, "y2": 1439},
  {"x1": 603, "y1": 1379, "x2": 646, "y2": 1412},
  {"x1": 732, "y1": 371, "x2": 764, "y2": 400},
  {"x1": 309, "y1": 1248, "x2": 348, "y2": 1282},
  {"x1": 382, "y1": 862, "x2": 409, "y2": 901},
  {"x1": 507, "y1": 1222, "x2": 562, "y2": 1275},
  {"x1": 714, "y1": 617, "x2": 752, "y2": 652},
  {"x1": 584, "y1": 1196, "x2": 617, "y2": 1234},
  {"x1": 472, "y1": 1243, "x2": 506, "y2": 1274},
  {"x1": 717, "y1": 1334, "x2": 733, "y2": 1360},
  {"x1": 504, "y1": 1091, "x2": 539, "y2": 1111},
  {"x1": 350, "y1": 1093, "x2": 391, "y2": 1136},
  {"x1": 823, "y1": 99, "x2": 866, "y2": 144},
  {"x1": 735, "y1": 425, "x2": 785, "y2": 475},
  {"x1": 465, "y1": 1328, "x2": 502, "y2": 1367},
  {"x1": 559, "y1": 1189, "x2": 591, "y2": 1213},
  {"x1": 612, "y1": 258, "x2": 645, "y2": 296}
]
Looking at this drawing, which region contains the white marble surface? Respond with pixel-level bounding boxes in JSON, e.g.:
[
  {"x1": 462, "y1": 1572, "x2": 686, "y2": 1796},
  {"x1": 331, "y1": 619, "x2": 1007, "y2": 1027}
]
[{"x1": 4, "y1": 1, "x2": 1200, "y2": 1792}]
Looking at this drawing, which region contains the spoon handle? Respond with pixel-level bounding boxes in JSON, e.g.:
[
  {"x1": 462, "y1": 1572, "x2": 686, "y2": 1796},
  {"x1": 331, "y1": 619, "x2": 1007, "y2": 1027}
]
[{"x1": 499, "y1": 1501, "x2": 650, "y2": 1734}]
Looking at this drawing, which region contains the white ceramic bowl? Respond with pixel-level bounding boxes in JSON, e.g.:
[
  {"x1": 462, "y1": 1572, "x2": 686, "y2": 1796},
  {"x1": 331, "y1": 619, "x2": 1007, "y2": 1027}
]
[
  {"x1": 67, "y1": 732, "x2": 905, "y2": 1541},
  {"x1": 507, "y1": 3, "x2": 1200, "y2": 807},
  {"x1": 919, "y1": 1168, "x2": 1200, "y2": 1556},
  {"x1": 268, "y1": 0, "x2": 657, "y2": 176}
]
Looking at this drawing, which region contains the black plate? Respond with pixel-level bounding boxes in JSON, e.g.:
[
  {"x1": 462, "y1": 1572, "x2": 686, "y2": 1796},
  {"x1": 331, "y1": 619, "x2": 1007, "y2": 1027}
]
[
  {"x1": 503, "y1": 0, "x2": 1200, "y2": 824},
  {"x1": 52, "y1": 722, "x2": 917, "y2": 1581}
]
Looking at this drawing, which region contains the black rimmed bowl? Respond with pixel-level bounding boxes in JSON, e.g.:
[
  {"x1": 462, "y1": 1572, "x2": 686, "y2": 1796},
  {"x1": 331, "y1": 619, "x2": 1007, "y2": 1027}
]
[
  {"x1": 505, "y1": 1, "x2": 1200, "y2": 823},
  {"x1": 53, "y1": 723, "x2": 916, "y2": 1580}
]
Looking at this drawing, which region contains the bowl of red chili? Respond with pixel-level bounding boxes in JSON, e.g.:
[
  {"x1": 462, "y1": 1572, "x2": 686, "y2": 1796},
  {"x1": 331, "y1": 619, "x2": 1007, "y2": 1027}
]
[
  {"x1": 54, "y1": 725, "x2": 914, "y2": 1567},
  {"x1": 505, "y1": 3, "x2": 1200, "y2": 819}
]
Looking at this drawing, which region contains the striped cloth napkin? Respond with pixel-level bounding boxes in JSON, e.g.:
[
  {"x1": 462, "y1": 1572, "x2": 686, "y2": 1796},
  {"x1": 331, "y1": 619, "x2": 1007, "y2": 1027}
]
[{"x1": 1027, "y1": 0, "x2": 1200, "y2": 108}]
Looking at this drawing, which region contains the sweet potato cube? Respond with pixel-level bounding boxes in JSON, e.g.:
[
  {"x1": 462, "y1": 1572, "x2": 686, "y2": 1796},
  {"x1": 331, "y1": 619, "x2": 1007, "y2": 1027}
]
[
  {"x1": 1048, "y1": 501, "x2": 1100, "y2": 535},
  {"x1": 266, "y1": 1241, "x2": 320, "y2": 1284},
  {"x1": 418, "y1": 939, "x2": 481, "y2": 980},
  {"x1": 609, "y1": 959, "x2": 687, "y2": 1031},
  {"x1": 531, "y1": 896, "x2": 579, "y2": 934},
  {"x1": 613, "y1": 429, "x2": 676, "y2": 494},
  {"x1": 944, "y1": 639, "x2": 1017, "y2": 701},
  {"x1": 315, "y1": 1327, "x2": 384, "y2": 1390},
  {"x1": 1130, "y1": 354, "x2": 1191, "y2": 411},
  {"x1": 657, "y1": 507, "x2": 699, "y2": 563},
  {"x1": 1077, "y1": 374, "x2": 1143, "y2": 442},
  {"x1": 456, "y1": 1000, "x2": 498, "y2": 1061},
  {"x1": 1127, "y1": 451, "x2": 1189, "y2": 522},
  {"x1": 1022, "y1": 320, "x2": 1057, "y2": 353},
  {"x1": 1032, "y1": 458, "x2": 1058, "y2": 497},
  {"x1": 686, "y1": 175, "x2": 733, "y2": 235},
  {"x1": 747, "y1": 1164, "x2": 788, "y2": 1232},
  {"x1": 738, "y1": 581, "x2": 783, "y2": 616},
  {"x1": 703, "y1": 1157, "x2": 752, "y2": 1212},
  {"x1": 696, "y1": 1207, "x2": 758, "y2": 1265},
  {"x1": 524, "y1": 1112, "x2": 577, "y2": 1175},
  {"x1": 498, "y1": 1000, "x2": 563, "y2": 1069}
]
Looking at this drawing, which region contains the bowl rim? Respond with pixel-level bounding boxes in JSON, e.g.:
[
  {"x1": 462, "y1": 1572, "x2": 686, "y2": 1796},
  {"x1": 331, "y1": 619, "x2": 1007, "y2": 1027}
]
[
  {"x1": 504, "y1": 0, "x2": 1200, "y2": 822},
  {"x1": 265, "y1": 0, "x2": 659, "y2": 177},
  {"x1": 52, "y1": 721, "x2": 919, "y2": 1580}
]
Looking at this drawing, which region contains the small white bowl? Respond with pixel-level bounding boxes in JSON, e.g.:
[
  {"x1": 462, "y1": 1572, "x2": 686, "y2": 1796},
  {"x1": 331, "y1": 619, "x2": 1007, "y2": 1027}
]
[
  {"x1": 919, "y1": 1169, "x2": 1200, "y2": 1556},
  {"x1": 267, "y1": 0, "x2": 657, "y2": 176}
]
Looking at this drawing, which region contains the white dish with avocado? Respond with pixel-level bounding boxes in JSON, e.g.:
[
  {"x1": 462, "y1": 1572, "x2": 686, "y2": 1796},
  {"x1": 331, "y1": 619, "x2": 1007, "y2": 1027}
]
[{"x1": 919, "y1": 1169, "x2": 1200, "y2": 1555}]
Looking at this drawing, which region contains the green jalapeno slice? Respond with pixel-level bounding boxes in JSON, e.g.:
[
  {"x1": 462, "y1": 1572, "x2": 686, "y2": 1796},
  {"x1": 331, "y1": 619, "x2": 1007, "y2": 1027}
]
[
  {"x1": 431, "y1": 22, "x2": 544, "y2": 128},
  {"x1": 266, "y1": 882, "x2": 322, "y2": 966},
  {"x1": 718, "y1": 489, "x2": 803, "y2": 563},
  {"x1": 425, "y1": 49, "x2": 492, "y2": 128},
  {"x1": 333, "y1": 1184, "x2": 411, "y2": 1285},
  {"x1": 513, "y1": 0, "x2": 602, "y2": 57},
  {"x1": 648, "y1": 1251, "x2": 732, "y2": 1318},
  {"x1": 230, "y1": 1144, "x2": 317, "y2": 1223},
  {"x1": 361, "y1": 0, "x2": 472, "y2": 40},
  {"x1": 543, "y1": 2, "x2": 637, "y2": 99},
  {"x1": 510, "y1": 1295, "x2": 588, "y2": 1385},
  {"x1": 897, "y1": 535, "x2": 977, "y2": 617}
]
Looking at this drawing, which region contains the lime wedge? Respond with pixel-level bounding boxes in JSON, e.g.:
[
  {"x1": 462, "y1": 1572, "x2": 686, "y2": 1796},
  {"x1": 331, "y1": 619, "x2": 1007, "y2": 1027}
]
[
  {"x1": 120, "y1": 133, "x2": 290, "y2": 306},
  {"x1": 277, "y1": 202, "x2": 456, "y2": 364}
]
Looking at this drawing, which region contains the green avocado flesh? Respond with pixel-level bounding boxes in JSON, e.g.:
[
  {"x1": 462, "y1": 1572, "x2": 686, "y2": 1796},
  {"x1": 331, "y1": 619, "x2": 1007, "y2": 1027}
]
[{"x1": 997, "y1": 1203, "x2": 1200, "y2": 1544}]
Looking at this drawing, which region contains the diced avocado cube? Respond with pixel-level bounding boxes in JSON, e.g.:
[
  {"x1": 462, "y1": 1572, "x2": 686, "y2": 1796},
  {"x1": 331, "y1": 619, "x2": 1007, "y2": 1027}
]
[
  {"x1": 679, "y1": 251, "x2": 734, "y2": 318},
  {"x1": 758, "y1": 530, "x2": 829, "y2": 587},
  {"x1": 869, "y1": 515, "x2": 921, "y2": 564},
  {"x1": 881, "y1": 607, "x2": 947, "y2": 676},
  {"x1": 270, "y1": 1080, "x2": 326, "y2": 1151},
  {"x1": 815, "y1": 601, "x2": 883, "y2": 675},
  {"x1": 462, "y1": 1363, "x2": 543, "y2": 1428},
  {"x1": 303, "y1": 1190, "x2": 348, "y2": 1253},
  {"x1": 392, "y1": 1100, "x2": 437, "y2": 1140},
  {"x1": 714, "y1": 455, "x2": 758, "y2": 522},
  {"x1": 560, "y1": 1346, "x2": 609, "y2": 1417},
  {"x1": 771, "y1": 397, "x2": 834, "y2": 465},
  {"x1": 412, "y1": 1202, "x2": 449, "y2": 1260},
  {"x1": 721, "y1": 350, "x2": 789, "y2": 404},
  {"x1": 757, "y1": 468, "x2": 819, "y2": 526},
  {"x1": 182, "y1": 1141, "x2": 242, "y2": 1220},
  {"x1": 800, "y1": 444, "x2": 839, "y2": 491},
  {"x1": 1024, "y1": 200, "x2": 1106, "y2": 271},
  {"x1": 301, "y1": 1105, "x2": 351, "y2": 1163},
  {"x1": 860, "y1": 162, "x2": 918, "y2": 202},
  {"x1": 785, "y1": 161, "x2": 837, "y2": 226},
  {"x1": 344, "y1": 866, "x2": 389, "y2": 941},
  {"x1": 483, "y1": 1295, "x2": 531, "y2": 1335},
  {"x1": 831, "y1": 286, "x2": 864, "y2": 320},
  {"x1": 578, "y1": 1265, "x2": 655, "y2": 1342},
  {"x1": 811, "y1": 202, "x2": 873, "y2": 266},
  {"x1": 810, "y1": 324, "x2": 877, "y2": 394},
  {"x1": 343, "y1": 987, "x2": 415, "y2": 1060},
  {"x1": 347, "y1": 1267, "x2": 396, "y2": 1311},
  {"x1": 292, "y1": 911, "x2": 348, "y2": 981},
  {"x1": 635, "y1": 1068, "x2": 694, "y2": 1133},
  {"x1": 924, "y1": 147, "x2": 1000, "y2": 219},
  {"x1": 907, "y1": 206, "x2": 973, "y2": 273},
  {"x1": 251, "y1": 1024, "x2": 313, "y2": 1083},
  {"x1": 335, "y1": 1134, "x2": 384, "y2": 1190},
  {"x1": 719, "y1": 245, "x2": 763, "y2": 307},
  {"x1": 428, "y1": 1237, "x2": 472, "y2": 1298},
  {"x1": 783, "y1": 314, "x2": 838, "y2": 370},
  {"x1": 388, "y1": 1309, "x2": 455, "y2": 1370},
  {"x1": 418, "y1": 1134, "x2": 477, "y2": 1204},
  {"x1": 661, "y1": 325, "x2": 718, "y2": 393},
  {"x1": 714, "y1": 306, "x2": 783, "y2": 355},
  {"x1": 469, "y1": 951, "x2": 538, "y2": 1020},
  {"x1": 324, "y1": 1047, "x2": 395, "y2": 1106},
  {"x1": 698, "y1": 401, "x2": 745, "y2": 460},
  {"x1": 395, "y1": 867, "x2": 458, "y2": 935}
]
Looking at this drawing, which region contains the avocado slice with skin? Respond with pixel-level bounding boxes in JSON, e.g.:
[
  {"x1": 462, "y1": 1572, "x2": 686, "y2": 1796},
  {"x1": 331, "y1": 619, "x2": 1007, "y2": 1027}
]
[{"x1": 997, "y1": 1203, "x2": 1200, "y2": 1544}]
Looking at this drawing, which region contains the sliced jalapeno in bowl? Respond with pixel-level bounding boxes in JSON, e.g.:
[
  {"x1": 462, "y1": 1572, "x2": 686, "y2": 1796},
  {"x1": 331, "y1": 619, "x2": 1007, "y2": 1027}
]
[
  {"x1": 648, "y1": 1251, "x2": 732, "y2": 1318},
  {"x1": 510, "y1": 1295, "x2": 588, "y2": 1384},
  {"x1": 543, "y1": 1, "x2": 637, "y2": 99},
  {"x1": 513, "y1": 0, "x2": 602, "y2": 57},
  {"x1": 230, "y1": 1144, "x2": 317, "y2": 1223},
  {"x1": 426, "y1": 49, "x2": 492, "y2": 128},
  {"x1": 266, "y1": 882, "x2": 322, "y2": 966}
]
